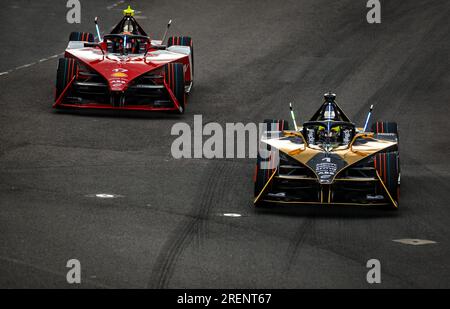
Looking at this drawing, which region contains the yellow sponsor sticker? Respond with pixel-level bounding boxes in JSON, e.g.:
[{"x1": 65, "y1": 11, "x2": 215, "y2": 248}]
[{"x1": 111, "y1": 72, "x2": 128, "y2": 78}]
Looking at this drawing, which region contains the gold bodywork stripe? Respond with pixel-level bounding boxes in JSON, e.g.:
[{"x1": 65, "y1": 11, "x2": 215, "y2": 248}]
[
  {"x1": 253, "y1": 169, "x2": 277, "y2": 204},
  {"x1": 375, "y1": 170, "x2": 398, "y2": 208}
]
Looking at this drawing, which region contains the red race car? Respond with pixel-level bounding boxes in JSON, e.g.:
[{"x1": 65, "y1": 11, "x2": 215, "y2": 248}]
[{"x1": 54, "y1": 6, "x2": 193, "y2": 114}]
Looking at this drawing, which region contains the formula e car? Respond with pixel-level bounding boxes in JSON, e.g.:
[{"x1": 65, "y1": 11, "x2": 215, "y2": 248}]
[
  {"x1": 254, "y1": 93, "x2": 400, "y2": 209},
  {"x1": 53, "y1": 6, "x2": 193, "y2": 113}
]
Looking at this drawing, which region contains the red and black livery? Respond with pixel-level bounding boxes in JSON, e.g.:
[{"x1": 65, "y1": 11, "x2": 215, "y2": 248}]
[{"x1": 54, "y1": 10, "x2": 194, "y2": 113}]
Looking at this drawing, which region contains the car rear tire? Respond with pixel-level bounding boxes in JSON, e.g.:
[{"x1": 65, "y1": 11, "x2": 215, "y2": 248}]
[
  {"x1": 167, "y1": 36, "x2": 194, "y2": 78},
  {"x1": 371, "y1": 121, "x2": 398, "y2": 135},
  {"x1": 372, "y1": 120, "x2": 399, "y2": 152},
  {"x1": 263, "y1": 119, "x2": 290, "y2": 136},
  {"x1": 374, "y1": 151, "x2": 400, "y2": 208},
  {"x1": 69, "y1": 32, "x2": 95, "y2": 42},
  {"x1": 55, "y1": 58, "x2": 78, "y2": 101},
  {"x1": 254, "y1": 119, "x2": 289, "y2": 203},
  {"x1": 165, "y1": 63, "x2": 185, "y2": 114}
]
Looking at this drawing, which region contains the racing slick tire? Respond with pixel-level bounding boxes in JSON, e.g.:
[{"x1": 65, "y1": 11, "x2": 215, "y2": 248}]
[
  {"x1": 69, "y1": 32, "x2": 95, "y2": 42},
  {"x1": 371, "y1": 121, "x2": 398, "y2": 135},
  {"x1": 167, "y1": 36, "x2": 194, "y2": 77},
  {"x1": 374, "y1": 151, "x2": 400, "y2": 208},
  {"x1": 55, "y1": 58, "x2": 78, "y2": 101},
  {"x1": 263, "y1": 119, "x2": 290, "y2": 139},
  {"x1": 165, "y1": 63, "x2": 185, "y2": 114},
  {"x1": 372, "y1": 120, "x2": 399, "y2": 152},
  {"x1": 254, "y1": 119, "x2": 290, "y2": 205}
]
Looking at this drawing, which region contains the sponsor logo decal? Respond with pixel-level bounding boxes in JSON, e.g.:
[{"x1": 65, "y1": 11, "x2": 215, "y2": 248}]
[
  {"x1": 343, "y1": 129, "x2": 352, "y2": 144},
  {"x1": 112, "y1": 68, "x2": 128, "y2": 73},
  {"x1": 316, "y1": 160, "x2": 338, "y2": 181},
  {"x1": 111, "y1": 72, "x2": 128, "y2": 78}
]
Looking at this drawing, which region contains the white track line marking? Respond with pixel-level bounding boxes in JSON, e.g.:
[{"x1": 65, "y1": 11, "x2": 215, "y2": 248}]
[
  {"x1": 0, "y1": 53, "x2": 64, "y2": 78},
  {"x1": 222, "y1": 213, "x2": 242, "y2": 217},
  {"x1": 85, "y1": 193, "x2": 124, "y2": 199},
  {"x1": 392, "y1": 239, "x2": 437, "y2": 246},
  {"x1": 15, "y1": 62, "x2": 37, "y2": 70}
]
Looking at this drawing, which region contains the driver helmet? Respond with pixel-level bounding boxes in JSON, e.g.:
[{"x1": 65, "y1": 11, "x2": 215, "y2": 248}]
[
  {"x1": 122, "y1": 22, "x2": 134, "y2": 34},
  {"x1": 318, "y1": 125, "x2": 341, "y2": 143}
]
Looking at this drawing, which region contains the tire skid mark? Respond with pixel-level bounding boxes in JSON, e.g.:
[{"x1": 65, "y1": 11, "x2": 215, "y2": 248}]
[
  {"x1": 148, "y1": 161, "x2": 228, "y2": 288},
  {"x1": 197, "y1": 160, "x2": 238, "y2": 246},
  {"x1": 284, "y1": 218, "x2": 314, "y2": 272}
]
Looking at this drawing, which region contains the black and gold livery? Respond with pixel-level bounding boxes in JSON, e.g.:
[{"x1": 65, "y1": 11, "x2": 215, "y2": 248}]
[{"x1": 254, "y1": 93, "x2": 400, "y2": 209}]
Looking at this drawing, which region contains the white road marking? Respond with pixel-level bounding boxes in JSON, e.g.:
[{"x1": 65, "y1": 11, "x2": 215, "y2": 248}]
[
  {"x1": 393, "y1": 239, "x2": 437, "y2": 246},
  {"x1": 222, "y1": 213, "x2": 242, "y2": 217},
  {"x1": 96, "y1": 193, "x2": 121, "y2": 199},
  {"x1": 85, "y1": 193, "x2": 124, "y2": 199},
  {"x1": 15, "y1": 62, "x2": 37, "y2": 70},
  {"x1": 96, "y1": 194, "x2": 114, "y2": 198},
  {"x1": 0, "y1": 53, "x2": 64, "y2": 78}
]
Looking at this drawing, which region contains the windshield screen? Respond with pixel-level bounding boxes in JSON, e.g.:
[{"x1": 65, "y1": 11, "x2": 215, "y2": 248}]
[{"x1": 105, "y1": 35, "x2": 149, "y2": 55}]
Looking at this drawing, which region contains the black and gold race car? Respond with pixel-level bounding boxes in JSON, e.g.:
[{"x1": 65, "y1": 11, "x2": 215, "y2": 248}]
[{"x1": 254, "y1": 93, "x2": 400, "y2": 209}]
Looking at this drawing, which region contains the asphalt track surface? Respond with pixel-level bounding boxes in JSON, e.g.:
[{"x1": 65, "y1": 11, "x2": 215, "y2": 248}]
[{"x1": 0, "y1": 0, "x2": 449, "y2": 288}]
